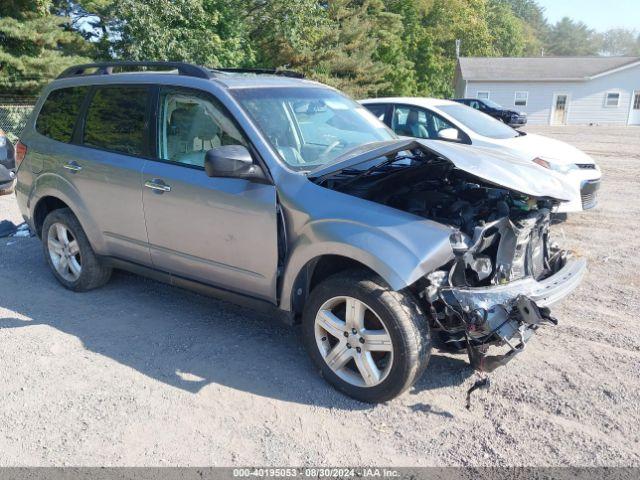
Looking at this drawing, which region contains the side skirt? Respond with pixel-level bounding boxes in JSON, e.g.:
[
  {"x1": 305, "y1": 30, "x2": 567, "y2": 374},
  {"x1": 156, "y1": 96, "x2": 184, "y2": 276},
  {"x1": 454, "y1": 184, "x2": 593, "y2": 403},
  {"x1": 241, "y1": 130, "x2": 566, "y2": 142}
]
[{"x1": 102, "y1": 257, "x2": 295, "y2": 325}]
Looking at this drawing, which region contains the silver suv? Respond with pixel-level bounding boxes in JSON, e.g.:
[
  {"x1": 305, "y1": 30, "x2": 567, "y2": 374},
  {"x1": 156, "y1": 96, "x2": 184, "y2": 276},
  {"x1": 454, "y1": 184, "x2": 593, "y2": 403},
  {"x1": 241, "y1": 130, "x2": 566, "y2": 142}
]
[{"x1": 15, "y1": 62, "x2": 586, "y2": 403}]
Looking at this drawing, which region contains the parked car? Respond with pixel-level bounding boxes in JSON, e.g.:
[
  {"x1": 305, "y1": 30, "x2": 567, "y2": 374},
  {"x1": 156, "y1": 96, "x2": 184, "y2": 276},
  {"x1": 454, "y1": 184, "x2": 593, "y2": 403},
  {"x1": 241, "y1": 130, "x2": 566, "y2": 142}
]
[
  {"x1": 16, "y1": 62, "x2": 586, "y2": 402},
  {"x1": 453, "y1": 97, "x2": 527, "y2": 127},
  {"x1": 361, "y1": 97, "x2": 601, "y2": 213},
  {"x1": 0, "y1": 129, "x2": 16, "y2": 195}
]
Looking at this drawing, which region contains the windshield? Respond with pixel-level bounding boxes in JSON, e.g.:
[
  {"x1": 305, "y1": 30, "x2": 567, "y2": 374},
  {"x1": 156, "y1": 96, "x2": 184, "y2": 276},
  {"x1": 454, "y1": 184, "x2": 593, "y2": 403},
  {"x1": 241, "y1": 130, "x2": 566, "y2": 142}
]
[
  {"x1": 439, "y1": 104, "x2": 519, "y2": 139},
  {"x1": 481, "y1": 98, "x2": 503, "y2": 109},
  {"x1": 232, "y1": 87, "x2": 396, "y2": 169}
]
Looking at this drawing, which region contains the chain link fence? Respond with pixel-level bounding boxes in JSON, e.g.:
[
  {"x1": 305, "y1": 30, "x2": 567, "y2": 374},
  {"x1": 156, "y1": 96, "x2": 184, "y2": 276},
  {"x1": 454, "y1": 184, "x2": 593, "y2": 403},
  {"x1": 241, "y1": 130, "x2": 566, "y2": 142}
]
[{"x1": 0, "y1": 96, "x2": 36, "y2": 142}]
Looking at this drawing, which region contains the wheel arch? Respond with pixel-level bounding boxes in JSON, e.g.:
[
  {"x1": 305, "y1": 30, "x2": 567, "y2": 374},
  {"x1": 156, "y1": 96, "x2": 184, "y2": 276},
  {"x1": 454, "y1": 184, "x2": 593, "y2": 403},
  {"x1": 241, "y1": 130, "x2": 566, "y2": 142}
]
[
  {"x1": 33, "y1": 196, "x2": 70, "y2": 237},
  {"x1": 286, "y1": 254, "x2": 381, "y2": 318}
]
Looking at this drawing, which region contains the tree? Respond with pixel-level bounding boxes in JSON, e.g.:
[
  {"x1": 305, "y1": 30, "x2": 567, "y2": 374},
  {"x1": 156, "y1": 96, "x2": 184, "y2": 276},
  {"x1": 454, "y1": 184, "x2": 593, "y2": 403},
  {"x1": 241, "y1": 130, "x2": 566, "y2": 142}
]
[
  {"x1": 497, "y1": 0, "x2": 547, "y2": 55},
  {"x1": 546, "y1": 17, "x2": 601, "y2": 56},
  {"x1": 0, "y1": 0, "x2": 92, "y2": 95},
  {"x1": 486, "y1": 0, "x2": 526, "y2": 57},
  {"x1": 113, "y1": 0, "x2": 252, "y2": 66},
  {"x1": 601, "y1": 28, "x2": 640, "y2": 56},
  {"x1": 248, "y1": 0, "x2": 412, "y2": 98}
]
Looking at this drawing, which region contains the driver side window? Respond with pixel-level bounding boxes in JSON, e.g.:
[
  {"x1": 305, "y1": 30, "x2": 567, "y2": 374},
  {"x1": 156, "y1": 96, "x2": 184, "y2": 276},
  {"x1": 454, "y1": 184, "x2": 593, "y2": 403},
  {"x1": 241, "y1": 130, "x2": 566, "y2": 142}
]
[{"x1": 158, "y1": 87, "x2": 247, "y2": 168}]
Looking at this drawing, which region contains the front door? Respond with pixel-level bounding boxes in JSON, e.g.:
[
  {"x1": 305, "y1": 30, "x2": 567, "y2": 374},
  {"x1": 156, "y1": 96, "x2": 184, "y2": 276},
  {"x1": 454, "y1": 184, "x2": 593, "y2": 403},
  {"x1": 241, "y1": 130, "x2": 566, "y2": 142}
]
[
  {"x1": 141, "y1": 86, "x2": 279, "y2": 302},
  {"x1": 630, "y1": 91, "x2": 640, "y2": 125},
  {"x1": 552, "y1": 94, "x2": 569, "y2": 125}
]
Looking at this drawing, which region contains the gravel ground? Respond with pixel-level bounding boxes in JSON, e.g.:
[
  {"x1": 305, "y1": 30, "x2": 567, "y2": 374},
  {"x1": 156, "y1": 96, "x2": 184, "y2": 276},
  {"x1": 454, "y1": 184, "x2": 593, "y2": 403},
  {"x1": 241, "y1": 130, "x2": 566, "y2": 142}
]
[{"x1": 0, "y1": 126, "x2": 639, "y2": 467}]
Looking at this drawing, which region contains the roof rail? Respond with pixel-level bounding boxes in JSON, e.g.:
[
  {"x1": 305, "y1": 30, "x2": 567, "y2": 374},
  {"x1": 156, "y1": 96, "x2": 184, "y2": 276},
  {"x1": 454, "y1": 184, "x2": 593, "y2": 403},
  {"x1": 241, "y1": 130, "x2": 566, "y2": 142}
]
[
  {"x1": 213, "y1": 68, "x2": 305, "y2": 79},
  {"x1": 57, "y1": 61, "x2": 213, "y2": 80}
]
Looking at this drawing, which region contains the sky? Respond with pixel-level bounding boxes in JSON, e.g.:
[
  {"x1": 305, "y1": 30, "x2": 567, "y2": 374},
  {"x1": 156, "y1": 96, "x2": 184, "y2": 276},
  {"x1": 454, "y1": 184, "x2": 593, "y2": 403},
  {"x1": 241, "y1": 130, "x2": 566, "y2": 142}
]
[{"x1": 536, "y1": 0, "x2": 639, "y2": 32}]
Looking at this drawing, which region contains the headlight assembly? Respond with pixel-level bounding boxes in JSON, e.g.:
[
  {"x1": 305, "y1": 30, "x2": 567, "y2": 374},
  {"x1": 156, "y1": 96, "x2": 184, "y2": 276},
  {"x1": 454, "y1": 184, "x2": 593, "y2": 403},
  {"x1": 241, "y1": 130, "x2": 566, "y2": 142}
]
[{"x1": 532, "y1": 157, "x2": 578, "y2": 174}]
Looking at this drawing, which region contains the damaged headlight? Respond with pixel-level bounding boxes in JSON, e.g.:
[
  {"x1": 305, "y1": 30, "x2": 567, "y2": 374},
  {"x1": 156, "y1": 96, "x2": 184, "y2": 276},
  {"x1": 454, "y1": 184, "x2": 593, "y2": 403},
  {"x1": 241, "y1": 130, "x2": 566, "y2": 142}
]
[{"x1": 532, "y1": 157, "x2": 578, "y2": 174}]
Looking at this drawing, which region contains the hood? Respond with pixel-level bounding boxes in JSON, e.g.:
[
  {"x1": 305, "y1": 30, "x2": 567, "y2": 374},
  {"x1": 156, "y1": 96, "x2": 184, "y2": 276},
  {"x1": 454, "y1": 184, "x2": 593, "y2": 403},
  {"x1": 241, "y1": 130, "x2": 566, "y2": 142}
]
[
  {"x1": 309, "y1": 139, "x2": 572, "y2": 201},
  {"x1": 494, "y1": 133, "x2": 594, "y2": 166}
]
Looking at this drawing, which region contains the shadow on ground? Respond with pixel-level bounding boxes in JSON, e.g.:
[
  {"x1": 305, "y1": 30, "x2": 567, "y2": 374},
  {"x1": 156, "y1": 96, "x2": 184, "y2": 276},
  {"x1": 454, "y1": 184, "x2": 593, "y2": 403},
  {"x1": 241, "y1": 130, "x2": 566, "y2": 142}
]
[{"x1": 0, "y1": 237, "x2": 473, "y2": 409}]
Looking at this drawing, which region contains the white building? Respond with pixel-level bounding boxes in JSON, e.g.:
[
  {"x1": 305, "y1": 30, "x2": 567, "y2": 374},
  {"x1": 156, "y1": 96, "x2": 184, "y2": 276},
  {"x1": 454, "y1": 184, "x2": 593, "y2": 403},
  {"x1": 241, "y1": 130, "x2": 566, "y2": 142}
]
[{"x1": 454, "y1": 56, "x2": 640, "y2": 126}]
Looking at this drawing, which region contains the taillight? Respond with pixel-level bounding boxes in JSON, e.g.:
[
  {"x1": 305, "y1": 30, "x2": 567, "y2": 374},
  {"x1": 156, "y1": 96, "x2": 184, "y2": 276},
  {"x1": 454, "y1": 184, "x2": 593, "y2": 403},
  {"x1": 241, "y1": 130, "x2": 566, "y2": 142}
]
[{"x1": 15, "y1": 141, "x2": 27, "y2": 169}]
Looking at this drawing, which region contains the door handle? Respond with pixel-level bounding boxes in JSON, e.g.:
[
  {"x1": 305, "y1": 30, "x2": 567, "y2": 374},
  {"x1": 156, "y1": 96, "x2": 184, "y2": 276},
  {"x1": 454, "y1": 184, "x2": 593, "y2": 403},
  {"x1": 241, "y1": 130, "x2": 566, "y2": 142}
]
[
  {"x1": 63, "y1": 161, "x2": 82, "y2": 172},
  {"x1": 145, "y1": 179, "x2": 171, "y2": 193}
]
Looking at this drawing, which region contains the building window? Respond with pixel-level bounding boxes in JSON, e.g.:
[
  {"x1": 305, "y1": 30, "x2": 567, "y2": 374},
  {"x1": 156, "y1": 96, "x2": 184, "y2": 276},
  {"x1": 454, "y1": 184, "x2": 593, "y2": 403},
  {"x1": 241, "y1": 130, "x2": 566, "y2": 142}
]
[
  {"x1": 605, "y1": 92, "x2": 620, "y2": 107},
  {"x1": 514, "y1": 91, "x2": 528, "y2": 107},
  {"x1": 476, "y1": 91, "x2": 490, "y2": 100}
]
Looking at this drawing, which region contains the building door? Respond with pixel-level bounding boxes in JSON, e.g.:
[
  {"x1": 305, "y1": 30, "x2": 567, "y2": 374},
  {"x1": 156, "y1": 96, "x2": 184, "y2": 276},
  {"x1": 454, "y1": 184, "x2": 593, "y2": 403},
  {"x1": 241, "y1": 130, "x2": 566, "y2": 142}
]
[
  {"x1": 552, "y1": 94, "x2": 569, "y2": 125},
  {"x1": 630, "y1": 91, "x2": 640, "y2": 125}
]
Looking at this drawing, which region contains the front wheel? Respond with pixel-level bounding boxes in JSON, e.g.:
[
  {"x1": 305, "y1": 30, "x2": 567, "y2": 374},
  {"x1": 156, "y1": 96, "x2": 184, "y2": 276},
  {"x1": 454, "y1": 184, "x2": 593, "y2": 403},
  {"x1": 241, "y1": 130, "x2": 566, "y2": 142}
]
[{"x1": 302, "y1": 270, "x2": 431, "y2": 403}]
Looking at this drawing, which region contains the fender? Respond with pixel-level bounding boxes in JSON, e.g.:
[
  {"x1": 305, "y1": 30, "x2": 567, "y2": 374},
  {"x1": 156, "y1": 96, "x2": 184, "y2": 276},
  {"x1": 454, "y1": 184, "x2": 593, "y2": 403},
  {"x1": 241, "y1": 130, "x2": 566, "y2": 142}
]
[
  {"x1": 279, "y1": 217, "x2": 455, "y2": 312},
  {"x1": 29, "y1": 172, "x2": 106, "y2": 253}
]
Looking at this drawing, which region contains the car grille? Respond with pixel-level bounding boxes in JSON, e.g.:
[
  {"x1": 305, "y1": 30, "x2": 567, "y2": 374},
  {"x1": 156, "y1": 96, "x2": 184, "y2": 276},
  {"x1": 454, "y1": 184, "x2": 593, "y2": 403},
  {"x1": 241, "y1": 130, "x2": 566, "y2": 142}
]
[
  {"x1": 581, "y1": 179, "x2": 600, "y2": 209},
  {"x1": 576, "y1": 163, "x2": 597, "y2": 170}
]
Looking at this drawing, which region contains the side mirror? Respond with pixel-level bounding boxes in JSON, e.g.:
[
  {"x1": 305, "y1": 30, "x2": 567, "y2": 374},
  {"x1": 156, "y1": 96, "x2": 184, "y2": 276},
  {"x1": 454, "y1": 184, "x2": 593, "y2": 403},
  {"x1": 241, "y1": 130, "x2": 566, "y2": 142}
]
[
  {"x1": 204, "y1": 145, "x2": 266, "y2": 181},
  {"x1": 437, "y1": 128, "x2": 461, "y2": 142}
]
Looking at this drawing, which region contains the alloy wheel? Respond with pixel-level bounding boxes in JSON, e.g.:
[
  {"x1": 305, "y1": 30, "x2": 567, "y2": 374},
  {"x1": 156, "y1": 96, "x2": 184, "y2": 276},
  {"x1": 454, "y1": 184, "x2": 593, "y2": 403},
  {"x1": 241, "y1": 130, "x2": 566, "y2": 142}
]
[
  {"x1": 47, "y1": 222, "x2": 82, "y2": 282},
  {"x1": 314, "y1": 296, "x2": 393, "y2": 388}
]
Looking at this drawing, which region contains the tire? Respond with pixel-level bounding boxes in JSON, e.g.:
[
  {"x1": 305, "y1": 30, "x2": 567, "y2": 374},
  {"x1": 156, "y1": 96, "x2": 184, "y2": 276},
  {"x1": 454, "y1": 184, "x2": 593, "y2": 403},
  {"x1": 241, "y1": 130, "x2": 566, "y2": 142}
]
[
  {"x1": 42, "y1": 208, "x2": 112, "y2": 291},
  {"x1": 302, "y1": 269, "x2": 431, "y2": 403}
]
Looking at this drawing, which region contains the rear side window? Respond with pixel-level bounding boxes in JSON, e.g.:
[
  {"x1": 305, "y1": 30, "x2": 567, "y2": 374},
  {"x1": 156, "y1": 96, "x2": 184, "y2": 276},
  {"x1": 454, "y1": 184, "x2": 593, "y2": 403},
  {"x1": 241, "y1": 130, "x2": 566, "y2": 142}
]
[
  {"x1": 36, "y1": 87, "x2": 88, "y2": 143},
  {"x1": 83, "y1": 85, "x2": 149, "y2": 156}
]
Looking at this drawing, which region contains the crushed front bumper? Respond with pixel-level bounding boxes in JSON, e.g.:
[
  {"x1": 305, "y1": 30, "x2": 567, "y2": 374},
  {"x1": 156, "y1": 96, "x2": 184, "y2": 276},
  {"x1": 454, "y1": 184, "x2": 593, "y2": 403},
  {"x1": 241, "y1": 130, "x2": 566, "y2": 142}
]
[
  {"x1": 439, "y1": 255, "x2": 586, "y2": 372},
  {"x1": 443, "y1": 254, "x2": 586, "y2": 310}
]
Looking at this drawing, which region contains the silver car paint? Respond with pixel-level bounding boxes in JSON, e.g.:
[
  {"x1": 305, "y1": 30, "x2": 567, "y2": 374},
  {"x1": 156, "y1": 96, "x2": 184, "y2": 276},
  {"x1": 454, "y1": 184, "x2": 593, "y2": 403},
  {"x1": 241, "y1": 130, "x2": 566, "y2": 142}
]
[
  {"x1": 16, "y1": 72, "x2": 571, "y2": 315},
  {"x1": 141, "y1": 159, "x2": 278, "y2": 301}
]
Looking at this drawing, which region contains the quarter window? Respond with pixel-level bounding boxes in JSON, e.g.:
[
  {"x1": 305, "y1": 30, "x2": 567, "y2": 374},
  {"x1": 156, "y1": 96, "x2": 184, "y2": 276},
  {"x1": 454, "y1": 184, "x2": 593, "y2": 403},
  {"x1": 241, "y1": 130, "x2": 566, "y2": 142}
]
[
  {"x1": 83, "y1": 85, "x2": 150, "y2": 156},
  {"x1": 515, "y1": 91, "x2": 528, "y2": 107},
  {"x1": 158, "y1": 87, "x2": 247, "y2": 168},
  {"x1": 476, "y1": 91, "x2": 490, "y2": 100},
  {"x1": 36, "y1": 87, "x2": 89, "y2": 143},
  {"x1": 605, "y1": 92, "x2": 620, "y2": 107}
]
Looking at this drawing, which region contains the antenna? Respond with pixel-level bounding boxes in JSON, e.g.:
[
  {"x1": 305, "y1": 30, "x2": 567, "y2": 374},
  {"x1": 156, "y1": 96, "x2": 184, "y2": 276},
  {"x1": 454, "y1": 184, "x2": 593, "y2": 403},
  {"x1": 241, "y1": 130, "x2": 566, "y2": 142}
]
[{"x1": 455, "y1": 39, "x2": 461, "y2": 58}]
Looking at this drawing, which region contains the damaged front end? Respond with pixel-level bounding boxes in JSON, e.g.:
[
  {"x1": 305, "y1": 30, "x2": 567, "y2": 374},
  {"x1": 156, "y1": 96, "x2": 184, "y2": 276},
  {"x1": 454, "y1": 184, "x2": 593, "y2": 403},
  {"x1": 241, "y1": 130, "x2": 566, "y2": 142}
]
[
  {"x1": 311, "y1": 139, "x2": 586, "y2": 373},
  {"x1": 426, "y1": 208, "x2": 586, "y2": 372}
]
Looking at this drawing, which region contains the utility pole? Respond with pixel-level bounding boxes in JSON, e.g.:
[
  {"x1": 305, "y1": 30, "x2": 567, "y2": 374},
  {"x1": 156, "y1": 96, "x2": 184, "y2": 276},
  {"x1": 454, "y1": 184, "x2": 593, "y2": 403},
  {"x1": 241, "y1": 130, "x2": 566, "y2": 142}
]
[{"x1": 455, "y1": 39, "x2": 461, "y2": 58}]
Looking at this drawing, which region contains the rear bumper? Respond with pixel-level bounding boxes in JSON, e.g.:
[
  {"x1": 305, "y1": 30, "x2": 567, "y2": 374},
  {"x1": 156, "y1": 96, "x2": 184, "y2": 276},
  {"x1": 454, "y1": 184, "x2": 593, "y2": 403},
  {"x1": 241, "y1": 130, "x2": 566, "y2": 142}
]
[{"x1": 0, "y1": 165, "x2": 16, "y2": 194}]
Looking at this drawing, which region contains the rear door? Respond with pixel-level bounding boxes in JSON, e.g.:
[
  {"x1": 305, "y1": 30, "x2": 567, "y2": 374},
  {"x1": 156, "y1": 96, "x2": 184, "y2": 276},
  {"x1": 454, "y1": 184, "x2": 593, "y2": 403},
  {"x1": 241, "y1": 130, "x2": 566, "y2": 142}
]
[
  {"x1": 72, "y1": 84, "x2": 152, "y2": 263},
  {"x1": 141, "y1": 86, "x2": 279, "y2": 302}
]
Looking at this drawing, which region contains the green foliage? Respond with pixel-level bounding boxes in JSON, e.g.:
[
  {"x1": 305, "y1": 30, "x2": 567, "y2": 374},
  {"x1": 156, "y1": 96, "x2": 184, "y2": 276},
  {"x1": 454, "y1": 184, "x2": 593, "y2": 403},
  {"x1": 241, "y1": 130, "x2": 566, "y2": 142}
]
[
  {"x1": 0, "y1": 0, "x2": 92, "y2": 94},
  {"x1": 3, "y1": 0, "x2": 634, "y2": 99},
  {"x1": 546, "y1": 17, "x2": 601, "y2": 56},
  {"x1": 113, "y1": 0, "x2": 252, "y2": 66},
  {"x1": 601, "y1": 28, "x2": 640, "y2": 56}
]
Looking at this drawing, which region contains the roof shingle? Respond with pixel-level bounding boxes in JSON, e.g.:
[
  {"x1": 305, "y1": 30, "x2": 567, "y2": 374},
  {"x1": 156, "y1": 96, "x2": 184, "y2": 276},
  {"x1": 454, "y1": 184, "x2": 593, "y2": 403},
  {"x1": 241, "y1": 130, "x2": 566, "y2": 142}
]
[{"x1": 458, "y1": 56, "x2": 640, "y2": 81}]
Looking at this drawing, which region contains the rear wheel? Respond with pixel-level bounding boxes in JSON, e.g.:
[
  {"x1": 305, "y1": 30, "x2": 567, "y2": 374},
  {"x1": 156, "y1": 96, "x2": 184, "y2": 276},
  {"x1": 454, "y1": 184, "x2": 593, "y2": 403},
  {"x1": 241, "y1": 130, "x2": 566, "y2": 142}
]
[
  {"x1": 302, "y1": 270, "x2": 431, "y2": 403},
  {"x1": 42, "y1": 208, "x2": 111, "y2": 291}
]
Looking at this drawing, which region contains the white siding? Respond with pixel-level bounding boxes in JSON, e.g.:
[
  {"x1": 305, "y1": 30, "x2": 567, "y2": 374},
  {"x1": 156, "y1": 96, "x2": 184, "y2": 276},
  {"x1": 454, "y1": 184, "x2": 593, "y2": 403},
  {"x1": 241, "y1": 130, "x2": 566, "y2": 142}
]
[{"x1": 463, "y1": 63, "x2": 640, "y2": 125}]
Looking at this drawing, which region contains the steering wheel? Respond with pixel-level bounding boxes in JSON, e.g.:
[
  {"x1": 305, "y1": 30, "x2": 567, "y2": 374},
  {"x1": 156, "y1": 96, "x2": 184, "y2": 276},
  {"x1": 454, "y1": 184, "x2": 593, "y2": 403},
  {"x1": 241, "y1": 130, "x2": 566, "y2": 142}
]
[{"x1": 319, "y1": 140, "x2": 341, "y2": 159}]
